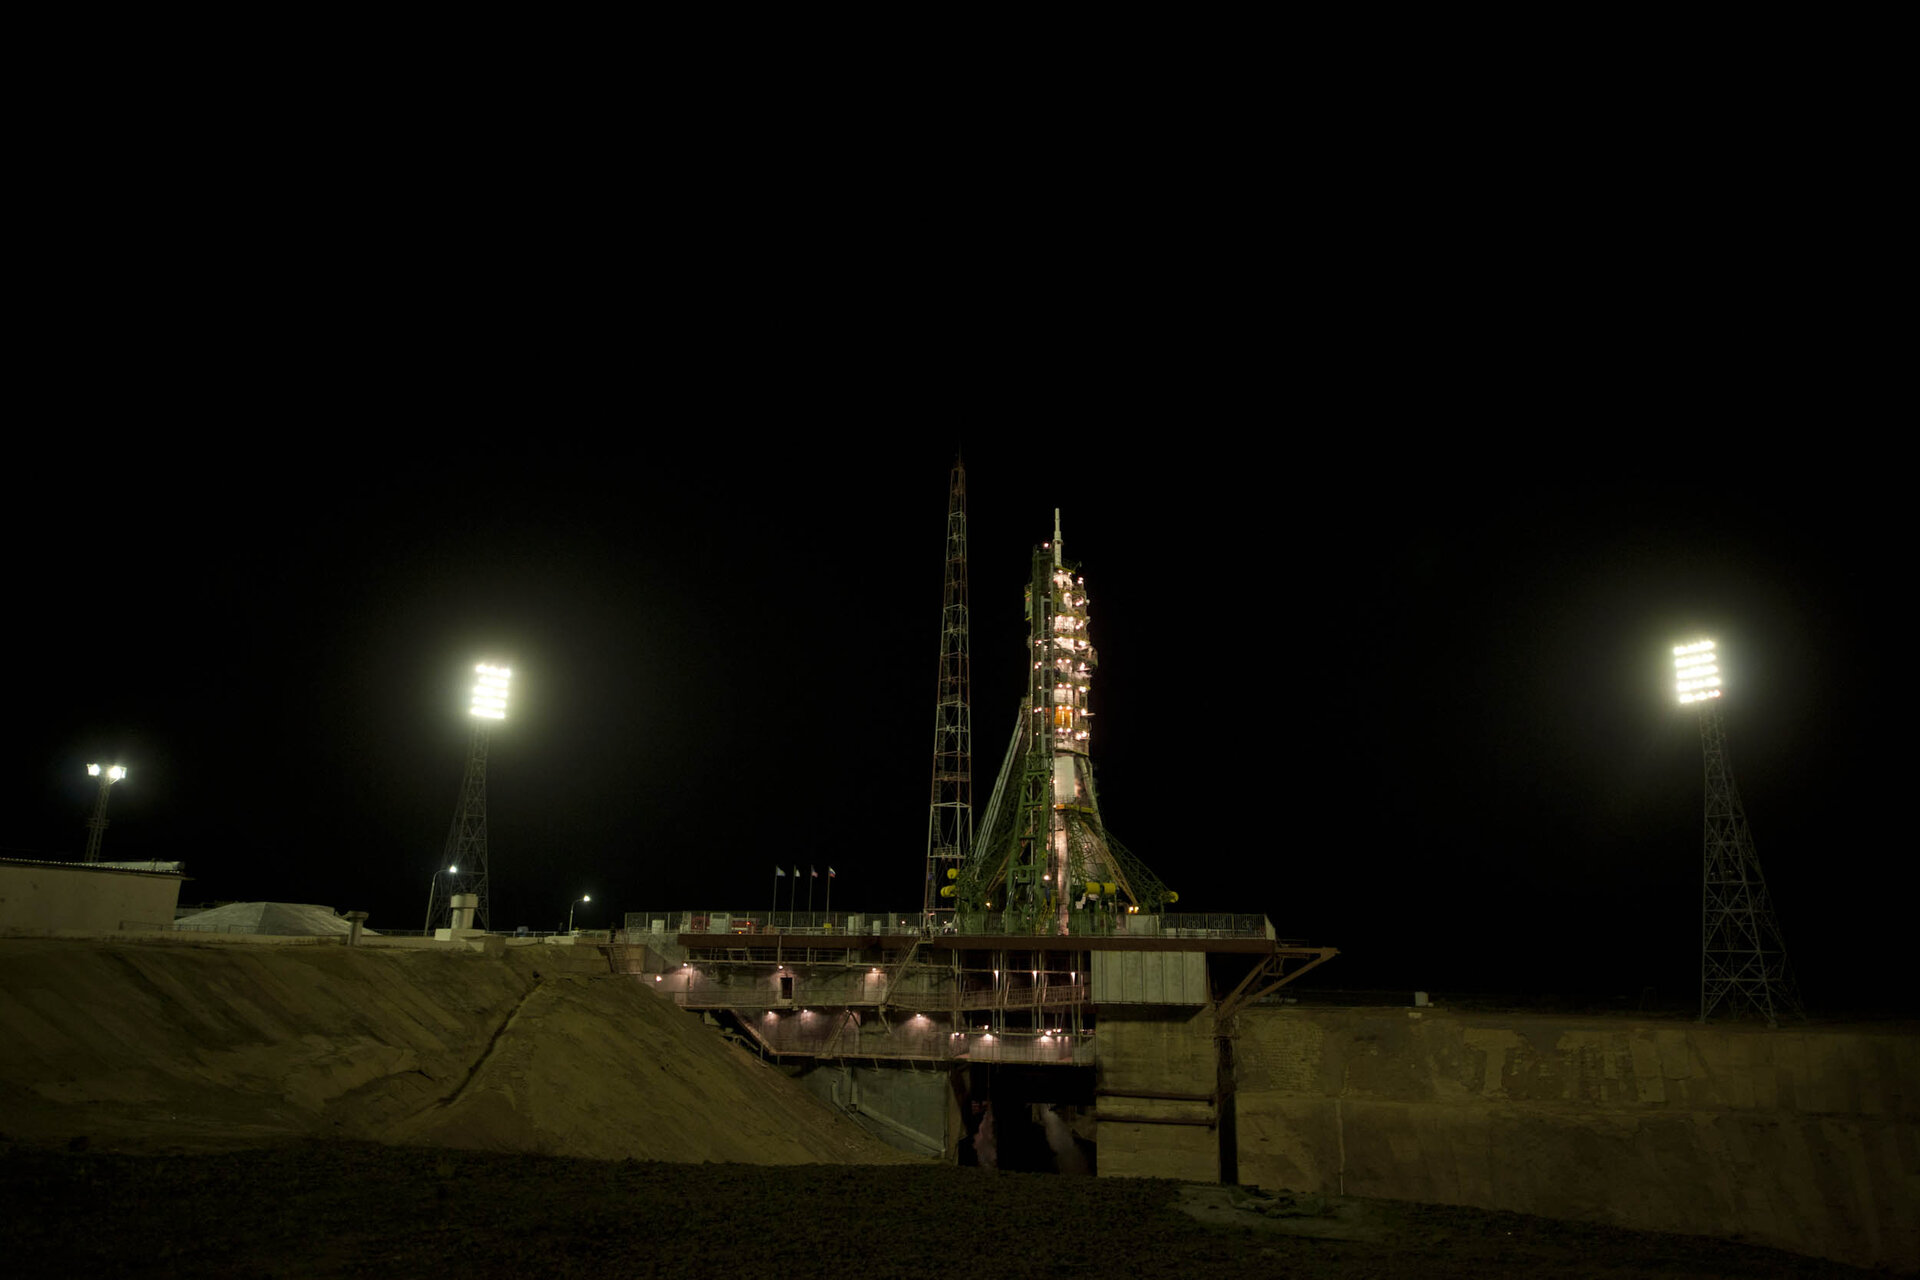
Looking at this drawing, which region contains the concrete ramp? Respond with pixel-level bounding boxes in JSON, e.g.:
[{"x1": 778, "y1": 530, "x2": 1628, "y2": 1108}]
[{"x1": 0, "y1": 939, "x2": 915, "y2": 1165}]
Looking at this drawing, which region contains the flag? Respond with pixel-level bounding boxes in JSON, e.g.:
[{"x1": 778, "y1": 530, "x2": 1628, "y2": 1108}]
[
  {"x1": 792, "y1": 867, "x2": 800, "y2": 877},
  {"x1": 828, "y1": 867, "x2": 837, "y2": 877},
  {"x1": 775, "y1": 866, "x2": 785, "y2": 876},
  {"x1": 810, "y1": 866, "x2": 819, "y2": 878}
]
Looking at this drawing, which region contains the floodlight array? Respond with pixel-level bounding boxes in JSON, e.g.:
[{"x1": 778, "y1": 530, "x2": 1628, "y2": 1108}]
[
  {"x1": 87, "y1": 763, "x2": 127, "y2": 781},
  {"x1": 1673, "y1": 640, "x2": 1722, "y2": 703},
  {"x1": 470, "y1": 663, "x2": 512, "y2": 719}
]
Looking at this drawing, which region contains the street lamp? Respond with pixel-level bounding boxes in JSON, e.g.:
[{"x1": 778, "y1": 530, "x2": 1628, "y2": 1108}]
[
  {"x1": 423, "y1": 864, "x2": 459, "y2": 935},
  {"x1": 83, "y1": 763, "x2": 127, "y2": 863},
  {"x1": 569, "y1": 894, "x2": 592, "y2": 933}
]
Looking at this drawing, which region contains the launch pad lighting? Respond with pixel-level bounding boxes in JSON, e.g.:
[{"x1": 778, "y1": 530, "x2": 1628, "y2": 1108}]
[
  {"x1": 82, "y1": 763, "x2": 129, "y2": 862},
  {"x1": 470, "y1": 664, "x2": 511, "y2": 719},
  {"x1": 1673, "y1": 640, "x2": 1722, "y2": 703}
]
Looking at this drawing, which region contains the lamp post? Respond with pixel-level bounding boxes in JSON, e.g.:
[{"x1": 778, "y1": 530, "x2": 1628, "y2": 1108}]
[
  {"x1": 83, "y1": 763, "x2": 127, "y2": 863},
  {"x1": 423, "y1": 864, "x2": 458, "y2": 935},
  {"x1": 569, "y1": 894, "x2": 592, "y2": 933}
]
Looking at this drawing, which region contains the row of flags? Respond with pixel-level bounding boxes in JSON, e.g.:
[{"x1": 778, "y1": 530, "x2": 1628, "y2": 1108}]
[{"x1": 774, "y1": 866, "x2": 836, "y2": 877}]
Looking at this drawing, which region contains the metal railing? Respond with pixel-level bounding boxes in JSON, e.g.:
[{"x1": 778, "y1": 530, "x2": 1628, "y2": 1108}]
[
  {"x1": 626, "y1": 909, "x2": 1273, "y2": 940},
  {"x1": 721, "y1": 1011, "x2": 1093, "y2": 1065}
]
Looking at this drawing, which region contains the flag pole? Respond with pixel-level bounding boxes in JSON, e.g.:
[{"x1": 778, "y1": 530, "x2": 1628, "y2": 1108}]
[
  {"x1": 771, "y1": 867, "x2": 780, "y2": 930},
  {"x1": 807, "y1": 866, "x2": 816, "y2": 916}
]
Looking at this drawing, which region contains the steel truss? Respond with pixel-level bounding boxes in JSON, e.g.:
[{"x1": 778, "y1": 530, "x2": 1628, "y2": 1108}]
[
  {"x1": 435, "y1": 722, "x2": 493, "y2": 932},
  {"x1": 1213, "y1": 946, "x2": 1342, "y2": 1029},
  {"x1": 1697, "y1": 703, "x2": 1801, "y2": 1025},
  {"x1": 924, "y1": 457, "x2": 972, "y2": 921}
]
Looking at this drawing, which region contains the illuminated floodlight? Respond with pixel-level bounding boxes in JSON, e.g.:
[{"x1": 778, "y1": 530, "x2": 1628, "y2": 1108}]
[
  {"x1": 1673, "y1": 639, "x2": 1723, "y2": 703},
  {"x1": 469, "y1": 663, "x2": 512, "y2": 719},
  {"x1": 82, "y1": 762, "x2": 129, "y2": 863}
]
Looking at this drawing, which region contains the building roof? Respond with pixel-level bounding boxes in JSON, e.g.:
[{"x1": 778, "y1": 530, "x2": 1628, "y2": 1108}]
[{"x1": 172, "y1": 902, "x2": 378, "y2": 936}]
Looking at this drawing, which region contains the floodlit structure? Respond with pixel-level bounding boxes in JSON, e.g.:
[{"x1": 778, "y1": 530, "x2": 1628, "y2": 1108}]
[
  {"x1": 948, "y1": 511, "x2": 1172, "y2": 934},
  {"x1": 432, "y1": 662, "x2": 511, "y2": 933},
  {"x1": 1673, "y1": 639, "x2": 1801, "y2": 1025},
  {"x1": 82, "y1": 763, "x2": 127, "y2": 863},
  {"x1": 616, "y1": 476, "x2": 1337, "y2": 1178},
  {"x1": 923, "y1": 457, "x2": 973, "y2": 924}
]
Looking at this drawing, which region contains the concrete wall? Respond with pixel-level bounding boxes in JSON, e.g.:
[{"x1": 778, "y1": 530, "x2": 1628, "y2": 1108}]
[
  {"x1": 0, "y1": 862, "x2": 183, "y2": 934},
  {"x1": 1090, "y1": 950, "x2": 1207, "y2": 1004},
  {"x1": 1094, "y1": 1008, "x2": 1218, "y2": 1182},
  {"x1": 1233, "y1": 1006, "x2": 1918, "y2": 1273},
  {"x1": 796, "y1": 1063, "x2": 957, "y2": 1159}
]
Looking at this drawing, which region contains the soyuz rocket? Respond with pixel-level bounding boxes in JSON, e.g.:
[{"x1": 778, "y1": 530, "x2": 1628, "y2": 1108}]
[
  {"x1": 951, "y1": 509, "x2": 1170, "y2": 934},
  {"x1": 1031, "y1": 510, "x2": 1106, "y2": 929},
  {"x1": 1035, "y1": 510, "x2": 1097, "y2": 807}
]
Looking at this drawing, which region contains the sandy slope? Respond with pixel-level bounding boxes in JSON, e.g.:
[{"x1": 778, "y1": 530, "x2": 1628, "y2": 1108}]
[{"x1": 0, "y1": 938, "x2": 912, "y2": 1164}]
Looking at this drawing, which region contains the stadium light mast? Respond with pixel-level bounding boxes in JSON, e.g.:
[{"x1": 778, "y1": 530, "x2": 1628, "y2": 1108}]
[
  {"x1": 1674, "y1": 639, "x2": 1801, "y2": 1026},
  {"x1": 432, "y1": 662, "x2": 510, "y2": 933},
  {"x1": 82, "y1": 763, "x2": 127, "y2": 863}
]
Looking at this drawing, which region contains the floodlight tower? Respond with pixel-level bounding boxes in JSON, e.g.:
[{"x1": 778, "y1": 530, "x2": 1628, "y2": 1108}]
[
  {"x1": 950, "y1": 512, "x2": 1172, "y2": 934},
  {"x1": 924, "y1": 456, "x2": 973, "y2": 924},
  {"x1": 82, "y1": 763, "x2": 127, "y2": 863},
  {"x1": 433, "y1": 662, "x2": 510, "y2": 933},
  {"x1": 1674, "y1": 640, "x2": 1802, "y2": 1026}
]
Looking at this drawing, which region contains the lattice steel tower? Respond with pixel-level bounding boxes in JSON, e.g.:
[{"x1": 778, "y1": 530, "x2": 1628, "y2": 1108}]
[
  {"x1": 951, "y1": 511, "x2": 1171, "y2": 934},
  {"x1": 432, "y1": 662, "x2": 511, "y2": 933},
  {"x1": 924, "y1": 457, "x2": 973, "y2": 923},
  {"x1": 1674, "y1": 640, "x2": 1801, "y2": 1026}
]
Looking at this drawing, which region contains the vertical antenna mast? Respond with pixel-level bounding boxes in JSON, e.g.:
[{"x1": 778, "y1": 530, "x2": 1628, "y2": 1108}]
[{"x1": 924, "y1": 458, "x2": 972, "y2": 923}]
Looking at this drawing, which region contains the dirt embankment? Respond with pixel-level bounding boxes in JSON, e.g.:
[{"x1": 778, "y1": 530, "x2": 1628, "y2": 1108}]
[{"x1": 0, "y1": 938, "x2": 912, "y2": 1164}]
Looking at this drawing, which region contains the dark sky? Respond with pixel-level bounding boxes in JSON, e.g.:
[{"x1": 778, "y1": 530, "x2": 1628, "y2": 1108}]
[
  {"x1": 11, "y1": 56, "x2": 1894, "y2": 1016},
  {"x1": 9, "y1": 419, "x2": 1895, "y2": 1013}
]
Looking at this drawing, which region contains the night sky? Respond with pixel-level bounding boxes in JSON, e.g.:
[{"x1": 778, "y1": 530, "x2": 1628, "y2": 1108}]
[{"x1": 11, "y1": 416, "x2": 1894, "y2": 1015}]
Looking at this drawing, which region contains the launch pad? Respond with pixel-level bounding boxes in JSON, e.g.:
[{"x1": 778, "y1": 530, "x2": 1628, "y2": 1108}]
[
  {"x1": 616, "y1": 471, "x2": 1337, "y2": 1170},
  {"x1": 617, "y1": 909, "x2": 1336, "y2": 1065}
]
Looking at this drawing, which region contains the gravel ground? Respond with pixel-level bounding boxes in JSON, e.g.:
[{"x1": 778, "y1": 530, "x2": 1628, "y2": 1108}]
[{"x1": 0, "y1": 1141, "x2": 1882, "y2": 1279}]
